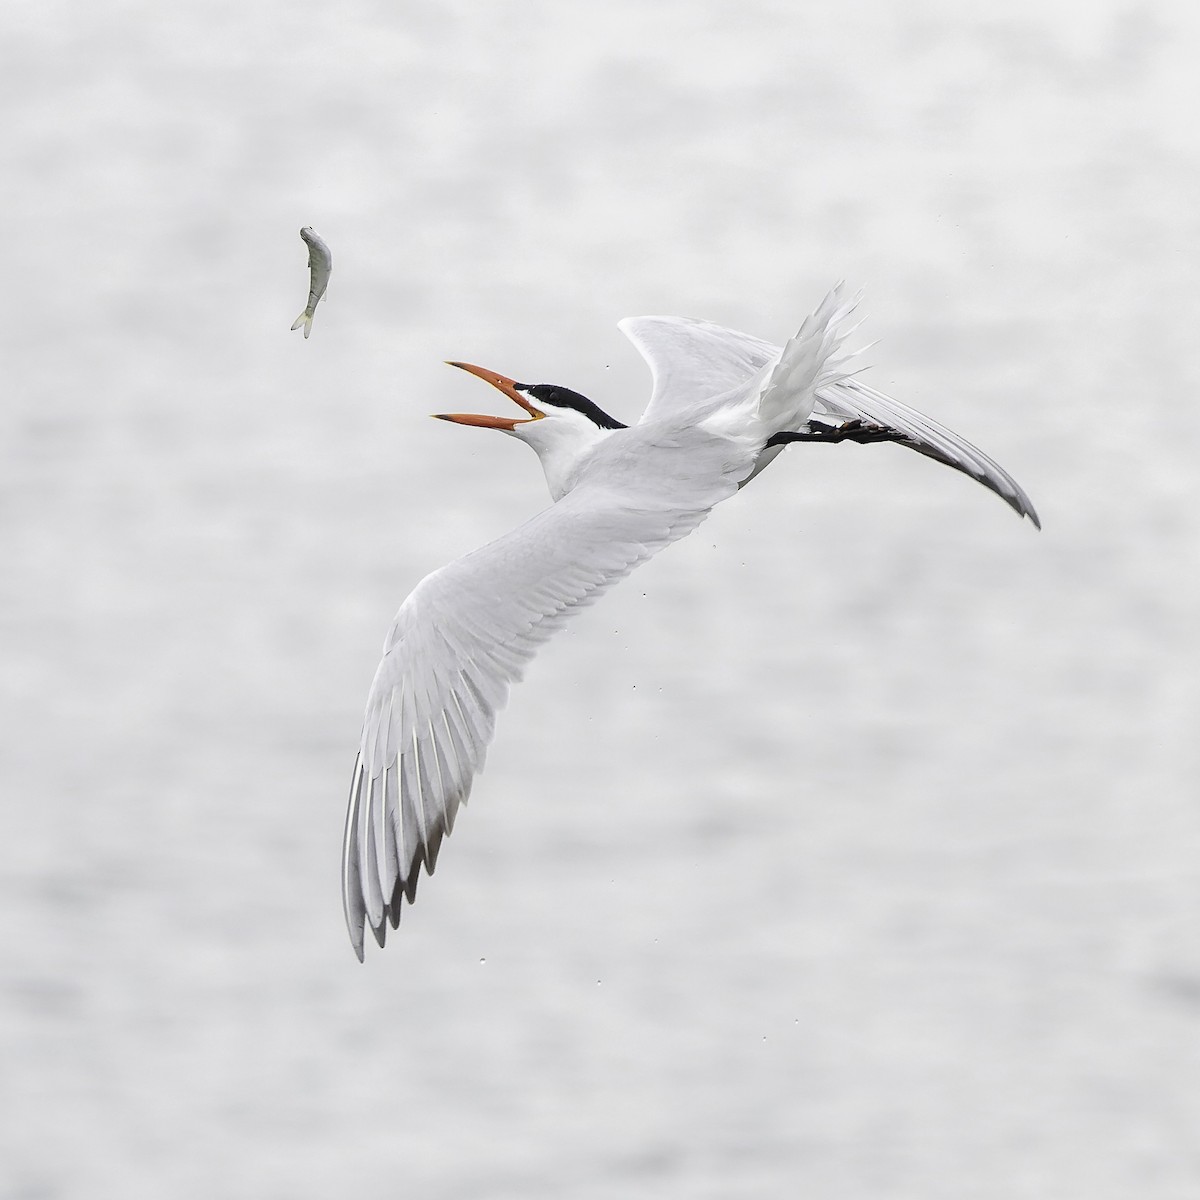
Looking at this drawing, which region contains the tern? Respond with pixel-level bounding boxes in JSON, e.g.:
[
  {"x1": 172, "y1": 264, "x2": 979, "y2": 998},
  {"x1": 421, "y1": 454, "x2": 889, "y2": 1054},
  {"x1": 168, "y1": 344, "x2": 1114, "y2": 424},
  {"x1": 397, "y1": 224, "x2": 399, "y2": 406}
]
[{"x1": 342, "y1": 287, "x2": 1039, "y2": 959}]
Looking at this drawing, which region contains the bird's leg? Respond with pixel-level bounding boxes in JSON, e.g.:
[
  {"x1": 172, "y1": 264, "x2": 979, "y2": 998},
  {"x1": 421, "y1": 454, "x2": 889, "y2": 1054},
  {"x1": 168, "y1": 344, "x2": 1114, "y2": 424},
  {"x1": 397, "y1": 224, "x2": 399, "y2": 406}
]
[{"x1": 767, "y1": 419, "x2": 907, "y2": 447}]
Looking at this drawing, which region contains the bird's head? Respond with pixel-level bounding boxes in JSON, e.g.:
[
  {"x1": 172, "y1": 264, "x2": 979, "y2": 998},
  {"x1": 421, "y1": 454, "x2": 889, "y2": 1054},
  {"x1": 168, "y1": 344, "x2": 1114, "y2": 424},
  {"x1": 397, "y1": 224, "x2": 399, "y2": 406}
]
[{"x1": 436, "y1": 361, "x2": 626, "y2": 498}]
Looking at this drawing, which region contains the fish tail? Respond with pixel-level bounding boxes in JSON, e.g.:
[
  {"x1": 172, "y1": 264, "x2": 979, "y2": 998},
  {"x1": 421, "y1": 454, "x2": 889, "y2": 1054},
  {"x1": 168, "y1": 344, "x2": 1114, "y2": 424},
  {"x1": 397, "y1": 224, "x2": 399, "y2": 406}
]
[{"x1": 291, "y1": 310, "x2": 314, "y2": 338}]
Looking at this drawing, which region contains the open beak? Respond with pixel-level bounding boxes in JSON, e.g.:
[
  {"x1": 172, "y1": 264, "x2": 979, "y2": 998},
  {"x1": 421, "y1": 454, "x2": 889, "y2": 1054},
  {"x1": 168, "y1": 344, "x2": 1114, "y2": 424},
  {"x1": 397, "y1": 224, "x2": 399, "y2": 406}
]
[{"x1": 435, "y1": 362, "x2": 544, "y2": 429}]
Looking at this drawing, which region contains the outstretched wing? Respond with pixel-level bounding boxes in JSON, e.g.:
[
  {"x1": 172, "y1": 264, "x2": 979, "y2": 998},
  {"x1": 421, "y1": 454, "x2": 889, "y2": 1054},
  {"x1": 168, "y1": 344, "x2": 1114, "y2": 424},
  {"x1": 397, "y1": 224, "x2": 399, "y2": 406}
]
[
  {"x1": 620, "y1": 311, "x2": 1039, "y2": 527},
  {"x1": 619, "y1": 315, "x2": 780, "y2": 424},
  {"x1": 343, "y1": 426, "x2": 756, "y2": 959},
  {"x1": 813, "y1": 378, "x2": 1041, "y2": 527}
]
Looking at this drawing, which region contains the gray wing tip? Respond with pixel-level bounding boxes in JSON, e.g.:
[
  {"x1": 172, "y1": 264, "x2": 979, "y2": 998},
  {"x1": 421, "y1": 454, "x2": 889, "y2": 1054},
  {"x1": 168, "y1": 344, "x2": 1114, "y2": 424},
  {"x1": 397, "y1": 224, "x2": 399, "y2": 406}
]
[
  {"x1": 977, "y1": 462, "x2": 1041, "y2": 530},
  {"x1": 826, "y1": 378, "x2": 1042, "y2": 529},
  {"x1": 965, "y1": 457, "x2": 1040, "y2": 529},
  {"x1": 342, "y1": 757, "x2": 368, "y2": 962},
  {"x1": 341, "y1": 750, "x2": 474, "y2": 957},
  {"x1": 969, "y1": 467, "x2": 1042, "y2": 530}
]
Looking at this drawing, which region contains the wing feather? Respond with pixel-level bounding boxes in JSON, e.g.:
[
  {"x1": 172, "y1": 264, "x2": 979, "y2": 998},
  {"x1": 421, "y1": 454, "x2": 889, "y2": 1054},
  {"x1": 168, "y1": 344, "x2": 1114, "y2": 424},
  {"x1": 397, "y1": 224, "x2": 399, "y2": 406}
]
[
  {"x1": 361, "y1": 781, "x2": 385, "y2": 931},
  {"x1": 620, "y1": 315, "x2": 779, "y2": 423},
  {"x1": 343, "y1": 427, "x2": 755, "y2": 959},
  {"x1": 382, "y1": 765, "x2": 401, "y2": 874},
  {"x1": 340, "y1": 759, "x2": 365, "y2": 943},
  {"x1": 344, "y1": 294, "x2": 1039, "y2": 957},
  {"x1": 814, "y1": 378, "x2": 1041, "y2": 527},
  {"x1": 621, "y1": 310, "x2": 1038, "y2": 527}
]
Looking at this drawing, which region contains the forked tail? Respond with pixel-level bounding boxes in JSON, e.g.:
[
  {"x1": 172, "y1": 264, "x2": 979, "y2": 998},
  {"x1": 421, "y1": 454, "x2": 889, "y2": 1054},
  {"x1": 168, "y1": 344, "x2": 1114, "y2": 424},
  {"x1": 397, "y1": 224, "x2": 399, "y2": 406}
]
[
  {"x1": 755, "y1": 284, "x2": 864, "y2": 435},
  {"x1": 291, "y1": 310, "x2": 314, "y2": 339}
]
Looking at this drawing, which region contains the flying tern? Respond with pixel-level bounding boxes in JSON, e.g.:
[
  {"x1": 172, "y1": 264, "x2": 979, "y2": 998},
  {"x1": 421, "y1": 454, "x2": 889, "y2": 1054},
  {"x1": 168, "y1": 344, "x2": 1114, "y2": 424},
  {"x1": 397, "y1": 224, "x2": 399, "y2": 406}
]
[{"x1": 342, "y1": 287, "x2": 1039, "y2": 959}]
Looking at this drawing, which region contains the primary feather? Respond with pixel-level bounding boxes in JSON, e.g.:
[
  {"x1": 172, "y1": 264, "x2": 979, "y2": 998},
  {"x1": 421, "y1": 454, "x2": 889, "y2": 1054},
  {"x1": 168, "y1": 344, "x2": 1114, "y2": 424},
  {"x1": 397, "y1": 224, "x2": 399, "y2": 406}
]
[
  {"x1": 343, "y1": 428, "x2": 760, "y2": 958},
  {"x1": 622, "y1": 304, "x2": 1039, "y2": 527}
]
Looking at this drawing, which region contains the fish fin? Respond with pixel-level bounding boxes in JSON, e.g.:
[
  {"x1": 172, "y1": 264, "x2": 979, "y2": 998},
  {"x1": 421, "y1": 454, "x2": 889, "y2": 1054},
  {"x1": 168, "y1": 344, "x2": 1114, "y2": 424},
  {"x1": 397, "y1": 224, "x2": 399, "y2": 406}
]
[{"x1": 291, "y1": 310, "x2": 314, "y2": 337}]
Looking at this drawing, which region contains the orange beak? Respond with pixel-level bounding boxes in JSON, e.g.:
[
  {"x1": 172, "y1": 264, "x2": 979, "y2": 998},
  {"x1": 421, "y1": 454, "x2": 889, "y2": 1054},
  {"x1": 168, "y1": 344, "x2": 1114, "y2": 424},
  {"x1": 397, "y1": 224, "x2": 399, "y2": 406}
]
[{"x1": 435, "y1": 362, "x2": 544, "y2": 429}]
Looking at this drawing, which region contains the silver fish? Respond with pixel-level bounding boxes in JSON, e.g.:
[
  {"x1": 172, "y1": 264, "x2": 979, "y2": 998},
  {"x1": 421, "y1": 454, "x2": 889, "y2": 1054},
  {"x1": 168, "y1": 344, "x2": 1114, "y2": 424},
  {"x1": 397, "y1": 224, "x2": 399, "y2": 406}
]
[{"x1": 291, "y1": 226, "x2": 332, "y2": 339}]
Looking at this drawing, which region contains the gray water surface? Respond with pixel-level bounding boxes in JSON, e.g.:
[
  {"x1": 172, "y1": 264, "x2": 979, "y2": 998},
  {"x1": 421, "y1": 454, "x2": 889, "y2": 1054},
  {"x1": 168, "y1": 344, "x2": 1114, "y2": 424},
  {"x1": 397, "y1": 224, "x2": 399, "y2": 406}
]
[{"x1": 3, "y1": 3, "x2": 1198, "y2": 1197}]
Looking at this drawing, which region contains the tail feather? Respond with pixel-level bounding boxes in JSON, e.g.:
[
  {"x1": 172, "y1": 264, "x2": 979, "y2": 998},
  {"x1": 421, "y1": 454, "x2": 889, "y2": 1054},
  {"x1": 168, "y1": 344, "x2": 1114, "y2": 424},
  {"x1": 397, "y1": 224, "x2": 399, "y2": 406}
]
[{"x1": 756, "y1": 285, "x2": 864, "y2": 434}]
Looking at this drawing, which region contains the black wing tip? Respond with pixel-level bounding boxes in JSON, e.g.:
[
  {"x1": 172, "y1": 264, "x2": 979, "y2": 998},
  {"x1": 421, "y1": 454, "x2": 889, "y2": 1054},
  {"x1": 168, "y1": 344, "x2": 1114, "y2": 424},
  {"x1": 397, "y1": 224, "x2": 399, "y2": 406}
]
[
  {"x1": 829, "y1": 378, "x2": 1042, "y2": 531},
  {"x1": 993, "y1": 479, "x2": 1041, "y2": 530},
  {"x1": 388, "y1": 877, "x2": 407, "y2": 928},
  {"x1": 403, "y1": 855, "x2": 424, "y2": 904},
  {"x1": 346, "y1": 815, "x2": 436, "y2": 958},
  {"x1": 370, "y1": 918, "x2": 387, "y2": 950},
  {"x1": 344, "y1": 738, "x2": 473, "y2": 957},
  {"x1": 896, "y1": 435, "x2": 1042, "y2": 530}
]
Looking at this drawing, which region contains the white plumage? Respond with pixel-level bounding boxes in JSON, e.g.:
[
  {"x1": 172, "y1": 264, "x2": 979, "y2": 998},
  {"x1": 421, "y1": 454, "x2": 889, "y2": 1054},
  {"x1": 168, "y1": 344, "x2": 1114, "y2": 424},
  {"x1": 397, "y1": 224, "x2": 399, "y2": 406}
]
[{"x1": 342, "y1": 287, "x2": 1039, "y2": 959}]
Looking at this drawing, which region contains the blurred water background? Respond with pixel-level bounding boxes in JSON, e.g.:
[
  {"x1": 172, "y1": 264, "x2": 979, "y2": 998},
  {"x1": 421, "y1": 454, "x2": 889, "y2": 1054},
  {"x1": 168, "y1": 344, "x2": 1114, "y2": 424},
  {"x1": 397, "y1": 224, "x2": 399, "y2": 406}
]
[{"x1": 3, "y1": 2, "x2": 1198, "y2": 1197}]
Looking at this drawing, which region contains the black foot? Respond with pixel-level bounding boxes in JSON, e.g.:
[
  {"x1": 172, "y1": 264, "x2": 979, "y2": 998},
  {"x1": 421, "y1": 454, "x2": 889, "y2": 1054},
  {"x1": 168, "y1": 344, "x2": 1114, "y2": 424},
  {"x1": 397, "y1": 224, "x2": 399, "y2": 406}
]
[{"x1": 767, "y1": 419, "x2": 905, "y2": 447}]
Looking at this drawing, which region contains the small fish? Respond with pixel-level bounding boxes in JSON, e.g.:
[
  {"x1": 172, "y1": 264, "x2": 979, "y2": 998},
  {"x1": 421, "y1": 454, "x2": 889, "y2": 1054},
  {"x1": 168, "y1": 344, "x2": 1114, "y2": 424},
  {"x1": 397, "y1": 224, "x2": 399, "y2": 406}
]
[{"x1": 291, "y1": 226, "x2": 332, "y2": 339}]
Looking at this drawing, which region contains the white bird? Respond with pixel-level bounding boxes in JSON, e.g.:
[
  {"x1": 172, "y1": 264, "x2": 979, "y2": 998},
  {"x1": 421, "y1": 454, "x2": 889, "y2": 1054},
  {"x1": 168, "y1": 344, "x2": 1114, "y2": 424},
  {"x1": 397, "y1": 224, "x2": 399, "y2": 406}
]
[
  {"x1": 342, "y1": 287, "x2": 1039, "y2": 959},
  {"x1": 291, "y1": 226, "x2": 332, "y2": 339}
]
